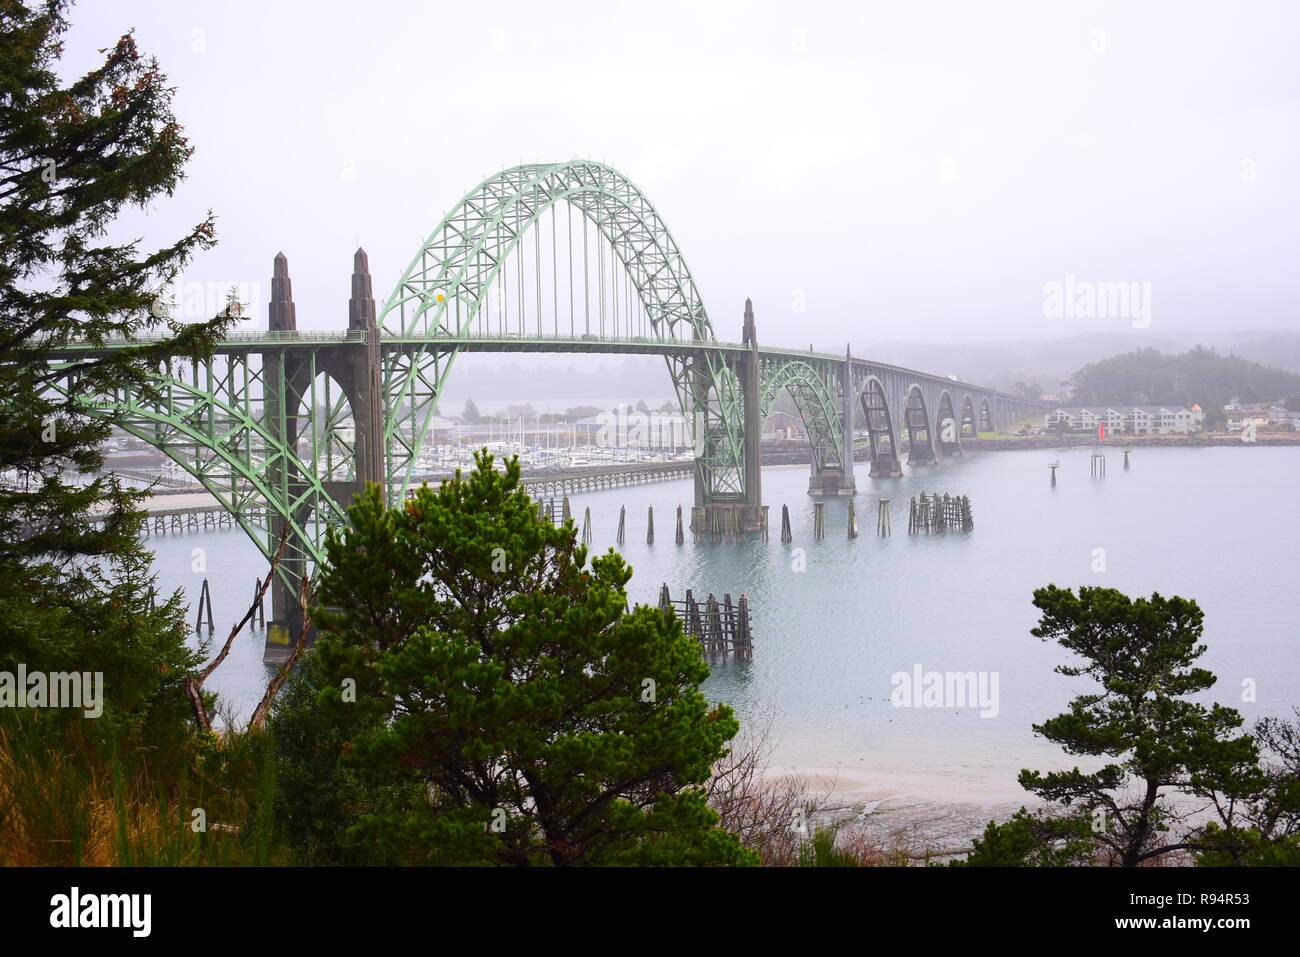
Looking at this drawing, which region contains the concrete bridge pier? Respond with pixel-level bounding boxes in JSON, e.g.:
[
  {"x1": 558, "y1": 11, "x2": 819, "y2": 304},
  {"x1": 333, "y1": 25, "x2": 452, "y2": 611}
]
[
  {"x1": 263, "y1": 252, "x2": 309, "y2": 660},
  {"x1": 262, "y1": 249, "x2": 385, "y2": 663},
  {"x1": 903, "y1": 394, "x2": 937, "y2": 466},
  {"x1": 690, "y1": 300, "x2": 766, "y2": 536},
  {"x1": 859, "y1": 378, "x2": 903, "y2": 478},
  {"x1": 807, "y1": 345, "x2": 857, "y2": 495}
]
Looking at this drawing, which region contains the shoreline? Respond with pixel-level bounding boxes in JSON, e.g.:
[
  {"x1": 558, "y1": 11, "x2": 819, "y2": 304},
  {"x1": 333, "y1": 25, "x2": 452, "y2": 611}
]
[
  {"x1": 769, "y1": 764, "x2": 1032, "y2": 857},
  {"x1": 959, "y1": 434, "x2": 1300, "y2": 451}
]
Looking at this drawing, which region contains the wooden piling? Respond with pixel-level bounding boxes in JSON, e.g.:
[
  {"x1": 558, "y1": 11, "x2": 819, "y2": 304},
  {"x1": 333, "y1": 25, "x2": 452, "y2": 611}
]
[
  {"x1": 253, "y1": 577, "x2": 265, "y2": 628},
  {"x1": 647, "y1": 505, "x2": 654, "y2": 544},
  {"x1": 877, "y1": 499, "x2": 891, "y2": 536},
  {"x1": 582, "y1": 506, "x2": 592, "y2": 544},
  {"x1": 194, "y1": 577, "x2": 214, "y2": 633},
  {"x1": 675, "y1": 504, "x2": 684, "y2": 544},
  {"x1": 616, "y1": 505, "x2": 626, "y2": 544},
  {"x1": 780, "y1": 504, "x2": 792, "y2": 543},
  {"x1": 813, "y1": 502, "x2": 825, "y2": 541},
  {"x1": 847, "y1": 500, "x2": 858, "y2": 538}
]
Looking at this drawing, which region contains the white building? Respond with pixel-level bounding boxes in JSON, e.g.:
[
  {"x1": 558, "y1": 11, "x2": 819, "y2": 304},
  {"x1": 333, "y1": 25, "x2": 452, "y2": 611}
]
[{"x1": 1045, "y1": 406, "x2": 1204, "y2": 435}]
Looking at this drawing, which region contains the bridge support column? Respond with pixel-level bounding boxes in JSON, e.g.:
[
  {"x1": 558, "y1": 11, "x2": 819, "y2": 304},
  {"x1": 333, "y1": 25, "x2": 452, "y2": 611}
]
[
  {"x1": 869, "y1": 456, "x2": 904, "y2": 478},
  {"x1": 345, "y1": 247, "x2": 386, "y2": 499},
  {"x1": 861, "y1": 378, "x2": 903, "y2": 478},
  {"x1": 904, "y1": 393, "x2": 937, "y2": 466},
  {"x1": 741, "y1": 300, "x2": 762, "y2": 512},
  {"x1": 264, "y1": 252, "x2": 310, "y2": 663},
  {"x1": 808, "y1": 347, "x2": 857, "y2": 496},
  {"x1": 263, "y1": 248, "x2": 386, "y2": 664},
  {"x1": 689, "y1": 299, "x2": 766, "y2": 536}
]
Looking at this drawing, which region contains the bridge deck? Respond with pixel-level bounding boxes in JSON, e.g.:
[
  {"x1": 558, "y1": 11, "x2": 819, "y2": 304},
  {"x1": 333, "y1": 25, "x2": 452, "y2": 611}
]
[{"x1": 53, "y1": 329, "x2": 1046, "y2": 404}]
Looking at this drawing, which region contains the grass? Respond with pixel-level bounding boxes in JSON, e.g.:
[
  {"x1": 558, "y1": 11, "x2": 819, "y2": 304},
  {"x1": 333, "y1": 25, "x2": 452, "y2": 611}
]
[{"x1": 0, "y1": 714, "x2": 284, "y2": 866}]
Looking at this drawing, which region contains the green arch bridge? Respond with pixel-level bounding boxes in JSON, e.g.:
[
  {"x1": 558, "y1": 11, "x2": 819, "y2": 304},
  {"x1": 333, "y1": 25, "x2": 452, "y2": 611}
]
[{"x1": 49, "y1": 161, "x2": 1049, "y2": 637}]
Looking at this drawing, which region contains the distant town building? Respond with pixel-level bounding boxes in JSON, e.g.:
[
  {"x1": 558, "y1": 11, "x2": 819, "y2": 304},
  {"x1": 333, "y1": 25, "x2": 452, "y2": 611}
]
[
  {"x1": 763, "y1": 410, "x2": 806, "y2": 441},
  {"x1": 1044, "y1": 406, "x2": 1205, "y2": 435},
  {"x1": 1222, "y1": 402, "x2": 1298, "y2": 432},
  {"x1": 1226, "y1": 407, "x2": 1270, "y2": 431}
]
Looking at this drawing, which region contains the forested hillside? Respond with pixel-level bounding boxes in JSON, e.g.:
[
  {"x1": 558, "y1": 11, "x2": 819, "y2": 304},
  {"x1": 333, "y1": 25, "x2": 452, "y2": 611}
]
[{"x1": 1066, "y1": 346, "x2": 1300, "y2": 428}]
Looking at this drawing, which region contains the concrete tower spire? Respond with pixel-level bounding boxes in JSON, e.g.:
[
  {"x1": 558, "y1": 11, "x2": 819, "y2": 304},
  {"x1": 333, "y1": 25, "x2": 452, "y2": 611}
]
[
  {"x1": 349, "y1": 247, "x2": 376, "y2": 330},
  {"x1": 269, "y1": 252, "x2": 296, "y2": 331}
]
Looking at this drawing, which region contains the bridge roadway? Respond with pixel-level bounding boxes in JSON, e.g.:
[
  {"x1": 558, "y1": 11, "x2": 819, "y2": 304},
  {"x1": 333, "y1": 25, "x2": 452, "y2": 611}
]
[{"x1": 57, "y1": 327, "x2": 1004, "y2": 406}]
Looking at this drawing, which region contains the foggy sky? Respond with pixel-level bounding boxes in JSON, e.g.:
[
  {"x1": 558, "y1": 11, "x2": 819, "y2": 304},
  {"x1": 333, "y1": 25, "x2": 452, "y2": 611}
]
[{"x1": 62, "y1": 0, "x2": 1300, "y2": 356}]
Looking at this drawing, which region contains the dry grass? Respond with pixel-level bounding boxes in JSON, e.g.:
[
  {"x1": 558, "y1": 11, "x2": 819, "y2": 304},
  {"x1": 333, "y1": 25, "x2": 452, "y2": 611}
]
[{"x1": 0, "y1": 720, "x2": 275, "y2": 866}]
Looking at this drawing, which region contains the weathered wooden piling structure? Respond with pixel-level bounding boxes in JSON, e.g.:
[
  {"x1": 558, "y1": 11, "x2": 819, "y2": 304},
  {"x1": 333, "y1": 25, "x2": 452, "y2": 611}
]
[
  {"x1": 616, "y1": 505, "x2": 625, "y2": 544},
  {"x1": 675, "y1": 505, "x2": 684, "y2": 544},
  {"x1": 646, "y1": 506, "x2": 654, "y2": 544},
  {"x1": 876, "y1": 499, "x2": 891, "y2": 536},
  {"x1": 780, "y1": 504, "x2": 792, "y2": 543},
  {"x1": 581, "y1": 506, "x2": 592, "y2": 544},
  {"x1": 658, "y1": 583, "x2": 753, "y2": 660},
  {"x1": 1049, "y1": 461, "x2": 1059, "y2": 487},
  {"x1": 194, "y1": 578, "x2": 214, "y2": 632},
  {"x1": 908, "y1": 492, "x2": 974, "y2": 534},
  {"x1": 847, "y1": 500, "x2": 858, "y2": 538},
  {"x1": 1090, "y1": 451, "x2": 1106, "y2": 478},
  {"x1": 813, "y1": 502, "x2": 825, "y2": 541}
]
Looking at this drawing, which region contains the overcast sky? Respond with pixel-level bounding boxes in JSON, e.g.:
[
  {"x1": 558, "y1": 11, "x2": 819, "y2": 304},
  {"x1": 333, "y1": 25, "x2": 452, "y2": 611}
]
[{"x1": 63, "y1": 0, "x2": 1300, "y2": 354}]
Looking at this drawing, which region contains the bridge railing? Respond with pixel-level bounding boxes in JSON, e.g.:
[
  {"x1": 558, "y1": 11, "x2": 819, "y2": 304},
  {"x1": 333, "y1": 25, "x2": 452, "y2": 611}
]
[
  {"x1": 59, "y1": 329, "x2": 367, "y2": 348},
  {"x1": 385, "y1": 329, "x2": 727, "y2": 347}
]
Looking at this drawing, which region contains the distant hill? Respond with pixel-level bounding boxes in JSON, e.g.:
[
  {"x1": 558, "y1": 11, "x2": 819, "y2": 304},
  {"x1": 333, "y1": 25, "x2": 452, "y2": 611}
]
[
  {"x1": 1064, "y1": 346, "x2": 1300, "y2": 427},
  {"x1": 861, "y1": 330, "x2": 1300, "y2": 396}
]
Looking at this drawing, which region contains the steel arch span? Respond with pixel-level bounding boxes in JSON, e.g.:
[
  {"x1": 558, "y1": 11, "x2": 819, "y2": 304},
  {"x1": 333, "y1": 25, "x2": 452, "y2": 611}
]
[
  {"x1": 758, "y1": 356, "x2": 846, "y2": 478},
  {"x1": 378, "y1": 161, "x2": 749, "y2": 508}
]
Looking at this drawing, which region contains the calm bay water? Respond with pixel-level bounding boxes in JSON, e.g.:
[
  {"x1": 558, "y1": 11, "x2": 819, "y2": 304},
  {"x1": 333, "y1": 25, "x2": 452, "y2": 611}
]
[{"x1": 152, "y1": 446, "x2": 1300, "y2": 801}]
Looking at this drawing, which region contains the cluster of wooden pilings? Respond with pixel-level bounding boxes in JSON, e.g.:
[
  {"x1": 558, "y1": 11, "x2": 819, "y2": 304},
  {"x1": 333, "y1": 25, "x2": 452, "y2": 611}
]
[
  {"x1": 907, "y1": 492, "x2": 974, "y2": 534},
  {"x1": 177, "y1": 576, "x2": 268, "y2": 634},
  {"x1": 658, "y1": 584, "x2": 753, "y2": 660}
]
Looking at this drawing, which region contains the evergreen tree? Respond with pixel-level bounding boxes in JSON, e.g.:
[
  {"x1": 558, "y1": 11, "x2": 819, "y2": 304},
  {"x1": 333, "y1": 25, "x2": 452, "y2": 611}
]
[
  {"x1": 963, "y1": 586, "x2": 1262, "y2": 867},
  {"x1": 460, "y1": 397, "x2": 481, "y2": 424},
  {"x1": 0, "y1": 1, "x2": 233, "y2": 729},
  {"x1": 307, "y1": 452, "x2": 756, "y2": 866}
]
